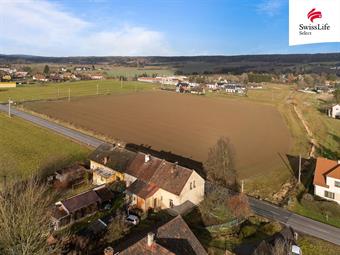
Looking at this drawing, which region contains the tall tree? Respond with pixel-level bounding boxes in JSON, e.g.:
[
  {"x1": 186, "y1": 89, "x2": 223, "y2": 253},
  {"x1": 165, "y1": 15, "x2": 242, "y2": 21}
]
[
  {"x1": 0, "y1": 180, "x2": 55, "y2": 255},
  {"x1": 43, "y1": 65, "x2": 50, "y2": 75},
  {"x1": 204, "y1": 137, "x2": 238, "y2": 190}
]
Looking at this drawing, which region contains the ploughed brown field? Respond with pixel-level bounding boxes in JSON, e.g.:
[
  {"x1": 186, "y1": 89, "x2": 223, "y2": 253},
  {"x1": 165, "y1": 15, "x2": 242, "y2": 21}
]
[{"x1": 25, "y1": 91, "x2": 291, "y2": 178}]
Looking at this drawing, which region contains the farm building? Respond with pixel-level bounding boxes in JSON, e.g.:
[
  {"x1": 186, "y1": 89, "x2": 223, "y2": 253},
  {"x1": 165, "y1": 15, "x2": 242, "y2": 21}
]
[
  {"x1": 51, "y1": 185, "x2": 114, "y2": 230},
  {"x1": 328, "y1": 104, "x2": 340, "y2": 119},
  {"x1": 89, "y1": 144, "x2": 205, "y2": 213},
  {"x1": 225, "y1": 84, "x2": 246, "y2": 94}
]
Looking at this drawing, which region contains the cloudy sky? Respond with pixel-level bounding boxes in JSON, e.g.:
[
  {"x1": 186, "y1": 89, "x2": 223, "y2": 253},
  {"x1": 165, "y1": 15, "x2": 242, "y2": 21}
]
[{"x1": 1, "y1": 0, "x2": 339, "y2": 56}]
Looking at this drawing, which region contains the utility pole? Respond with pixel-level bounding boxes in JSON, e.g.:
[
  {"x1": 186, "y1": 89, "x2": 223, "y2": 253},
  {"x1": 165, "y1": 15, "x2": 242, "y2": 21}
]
[
  {"x1": 8, "y1": 98, "x2": 13, "y2": 117},
  {"x1": 68, "y1": 88, "x2": 71, "y2": 102},
  {"x1": 298, "y1": 154, "x2": 302, "y2": 184},
  {"x1": 241, "y1": 180, "x2": 244, "y2": 193}
]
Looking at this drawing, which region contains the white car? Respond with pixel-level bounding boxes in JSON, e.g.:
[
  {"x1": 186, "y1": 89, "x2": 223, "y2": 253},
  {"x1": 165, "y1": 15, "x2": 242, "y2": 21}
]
[
  {"x1": 291, "y1": 245, "x2": 302, "y2": 255},
  {"x1": 126, "y1": 214, "x2": 140, "y2": 225}
]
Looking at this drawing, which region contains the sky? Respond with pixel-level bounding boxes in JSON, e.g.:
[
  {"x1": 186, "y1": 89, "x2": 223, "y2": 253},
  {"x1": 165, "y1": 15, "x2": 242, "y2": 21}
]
[{"x1": 0, "y1": 0, "x2": 339, "y2": 56}]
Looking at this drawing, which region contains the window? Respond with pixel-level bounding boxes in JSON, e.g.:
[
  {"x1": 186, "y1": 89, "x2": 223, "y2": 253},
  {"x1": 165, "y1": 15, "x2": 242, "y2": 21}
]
[
  {"x1": 190, "y1": 182, "x2": 192, "y2": 190},
  {"x1": 169, "y1": 199, "x2": 174, "y2": 208},
  {"x1": 193, "y1": 180, "x2": 196, "y2": 188},
  {"x1": 335, "y1": 181, "x2": 340, "y2": 188},
  {"x1": 324, "y1": 191, "x2": 335, "y2": 199}
]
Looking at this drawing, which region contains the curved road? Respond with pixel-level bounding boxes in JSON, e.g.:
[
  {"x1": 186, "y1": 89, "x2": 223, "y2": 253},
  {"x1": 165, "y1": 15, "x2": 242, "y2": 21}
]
[{"x1": 1, "y1": 104, "x2": 340, "y2": 246}]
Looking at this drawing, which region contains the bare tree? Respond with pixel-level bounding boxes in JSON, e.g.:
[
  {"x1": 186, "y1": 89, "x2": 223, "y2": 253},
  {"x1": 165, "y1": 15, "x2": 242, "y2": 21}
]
[
  {"x1": 204, "y1": 137, "x2": 238, "y2": 190},
  {"x1": 0, "y1": 179, "x2": 55, "y2": 255},
  {"x1": 227, "y1": 193, "x2": 252, "y2": 219},
  {"x1": 270, "y1": 239, "x2": 288, "y2": 255}
]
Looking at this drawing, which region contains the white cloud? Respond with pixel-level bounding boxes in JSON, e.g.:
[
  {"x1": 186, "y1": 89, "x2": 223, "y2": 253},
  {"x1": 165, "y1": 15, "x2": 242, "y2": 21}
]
[
  {"x1": 257, "y1": 0, "x2": 285, "y2": 16},
  {"x1": 0, "y1": 0, "x2": 172, "y2": 56}
]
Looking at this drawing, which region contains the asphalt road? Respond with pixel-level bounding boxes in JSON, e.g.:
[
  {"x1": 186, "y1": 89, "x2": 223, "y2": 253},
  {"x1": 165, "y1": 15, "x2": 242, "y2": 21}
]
[
  {"x1": 0, "y1": 104, "x2": 104, "y2": 148},
  {"x1": 1, "y1": 104, "x2": 340, "y2": 246}
]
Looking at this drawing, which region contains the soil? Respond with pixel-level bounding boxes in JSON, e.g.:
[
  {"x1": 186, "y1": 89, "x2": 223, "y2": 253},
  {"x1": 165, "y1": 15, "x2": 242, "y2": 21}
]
[{"x1": 25, "y1": 91, "x2": 291, "y2": 178}]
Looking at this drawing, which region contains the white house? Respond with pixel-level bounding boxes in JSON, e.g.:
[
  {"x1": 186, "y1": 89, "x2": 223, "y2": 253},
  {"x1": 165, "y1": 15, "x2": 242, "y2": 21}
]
[
  {"x1": 313, "y1": 157, "x2": 340, "y2": 204},
  {"x1": 328, "y1": 104, "x2": 340, "y2": 119}
]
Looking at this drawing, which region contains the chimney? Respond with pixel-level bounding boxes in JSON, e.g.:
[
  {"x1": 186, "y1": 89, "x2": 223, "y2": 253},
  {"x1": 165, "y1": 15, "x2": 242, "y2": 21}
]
[
  {"x1": 145, "y1": 154, "x2": 150, "y2": 163},
  {"x1": 147, "y1": 232, "x2": 155, "y2": 247},
  {"x1": 104, "y1": 246, "x2": 114, "y2": 255}
]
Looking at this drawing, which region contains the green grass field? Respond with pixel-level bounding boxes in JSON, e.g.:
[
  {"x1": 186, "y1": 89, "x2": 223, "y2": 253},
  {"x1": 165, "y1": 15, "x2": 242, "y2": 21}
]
[
  {"x1": 105, "y1": 66, "x2": 174, "y2": 77},
  {"x1": 298, "y1": 235, "x2": 340, "y2": 255},
  {"x1": 0, "y1": 79, "x2": 155, "y2": 103},
  {"x1": 0, "y1": 112, "x2": 89, "y2": 182}
]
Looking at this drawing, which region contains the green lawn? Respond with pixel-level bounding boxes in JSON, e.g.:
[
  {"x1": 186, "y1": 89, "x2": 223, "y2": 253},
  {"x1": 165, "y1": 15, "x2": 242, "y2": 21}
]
[
  {"x1": 290, "y1": 197, "x2": 340, "y2": 228},
  {"x1": 0, "y1": 79, "x2": 156, "y2": 103},
  {"x1": 293, "y1": 92, "x2": 340, "y2": 159},
  {"x1": 105, "y1": 66, "x2": 174, "y2": 77},
  {"x1": 0, "y1": 112, "x2": 90, "y2": 182},
  {"x1": 298, "y1": 235, "x2": 340, "y2": 255}
]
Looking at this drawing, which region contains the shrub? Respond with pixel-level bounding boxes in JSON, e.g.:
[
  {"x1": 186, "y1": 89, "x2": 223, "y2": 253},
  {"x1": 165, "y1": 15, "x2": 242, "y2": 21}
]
[
  {"x1": 240, "y1": 225, "x2": 257, "y2": 239},
  {"x1": 260, "y1": 221, "x2": 282, "y2": 236}
]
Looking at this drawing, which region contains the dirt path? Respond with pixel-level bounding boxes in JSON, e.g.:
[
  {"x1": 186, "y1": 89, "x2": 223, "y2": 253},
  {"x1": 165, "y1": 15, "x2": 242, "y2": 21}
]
[{"x1": 293, "y1": 104, "x2": 318, "y2": 158}]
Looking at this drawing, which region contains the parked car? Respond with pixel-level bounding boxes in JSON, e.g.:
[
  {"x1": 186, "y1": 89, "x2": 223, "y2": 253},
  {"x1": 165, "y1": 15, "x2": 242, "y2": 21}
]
[{"x1": 126, "y1": 214, "x2": 140, "y2": 226}]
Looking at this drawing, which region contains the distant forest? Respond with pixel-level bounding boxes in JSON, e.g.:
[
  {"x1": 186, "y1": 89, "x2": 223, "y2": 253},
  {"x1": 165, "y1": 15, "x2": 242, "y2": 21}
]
[{"x1": 1, "y1": 53, "x2": 339, "y2": 75}]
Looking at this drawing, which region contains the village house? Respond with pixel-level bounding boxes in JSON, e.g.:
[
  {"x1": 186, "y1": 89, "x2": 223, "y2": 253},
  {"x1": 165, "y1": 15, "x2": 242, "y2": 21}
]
[
  {"x1": 91, "y1": 74, "x2": 104, "y2": 80},
  {"x1": 328, "y1": 104, "x2": 340, "y2": 119},
  {"x1": 225, "y1": 84, "x2": 246, "y2": 94},
  {"x1": 89, "y1": 144, "x2": 205, "y2": 212},
  {"x1": 51, "y1": 185, "x2": 114, "y2": 230},
  {"x1": 112, "y1": 215, "x2": 207, "y2": 255},
  {"x1": 33, "y1": 73, "x2": 48, "y2": 82},
  {"x1": 313, "y1": 157, "x2": 340, "y2": 205}
]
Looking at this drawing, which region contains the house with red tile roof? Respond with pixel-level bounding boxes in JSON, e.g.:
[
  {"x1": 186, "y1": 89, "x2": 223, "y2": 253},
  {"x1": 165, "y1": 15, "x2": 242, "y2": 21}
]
[
  {"x1": 89, "y1": 144, "x2": 205, "y2": 212},
  {"x1": 313, "y1": 157, "x2": 340, "y2": 204}
]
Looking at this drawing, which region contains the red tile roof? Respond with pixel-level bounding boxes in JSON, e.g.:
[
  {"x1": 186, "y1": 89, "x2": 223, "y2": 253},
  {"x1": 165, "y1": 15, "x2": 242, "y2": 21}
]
[
  {"x1": 313, "y1": 157, "x2": 340, "y2": 188},
  {"x1": 126, "y1": 180, "x2": 159, "y2": 199},
  {"x1": 126, "y1": 153, "x2": 163, "y2": 182},
  {"x1": 127, "y1": 152, "x2": 193, "y2": 196}
]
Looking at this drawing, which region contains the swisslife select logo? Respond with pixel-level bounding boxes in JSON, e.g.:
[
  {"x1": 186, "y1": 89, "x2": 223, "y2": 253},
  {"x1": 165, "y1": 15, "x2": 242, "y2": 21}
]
[
  {"x1": 307, "y1": 8, "x2": 322, "y2": 22},
  {"x1": 289, "y1": 0, "x2": 340, "y2": 45}
]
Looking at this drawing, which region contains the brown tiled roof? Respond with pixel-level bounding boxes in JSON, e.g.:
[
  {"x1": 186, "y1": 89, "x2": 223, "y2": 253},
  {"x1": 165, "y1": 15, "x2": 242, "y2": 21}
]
[
  {"x1": 61, "y1": 190, "x2": 101, "y2": 213},
  {"x1": 150, "y1": 162, "x2": 193, "y2": 196},
  {"x1": 118, "y1": 216, "x2": 207, "y2": 255},
  {"x1": 126, "y1": 152, "x2": 163, "y2": 182},
  {"x1": 89, "y1": 143, "x2": 136, "y2": 172},
  {"x1": 313, "y1": 157, "x2": 340, "y2": 188},
  {"x1": 126, "y1": 180, "x2": 159, "y2": 199},
  {"x1": 51, "y1": 206, "x2": 68, "y2": 220}
]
